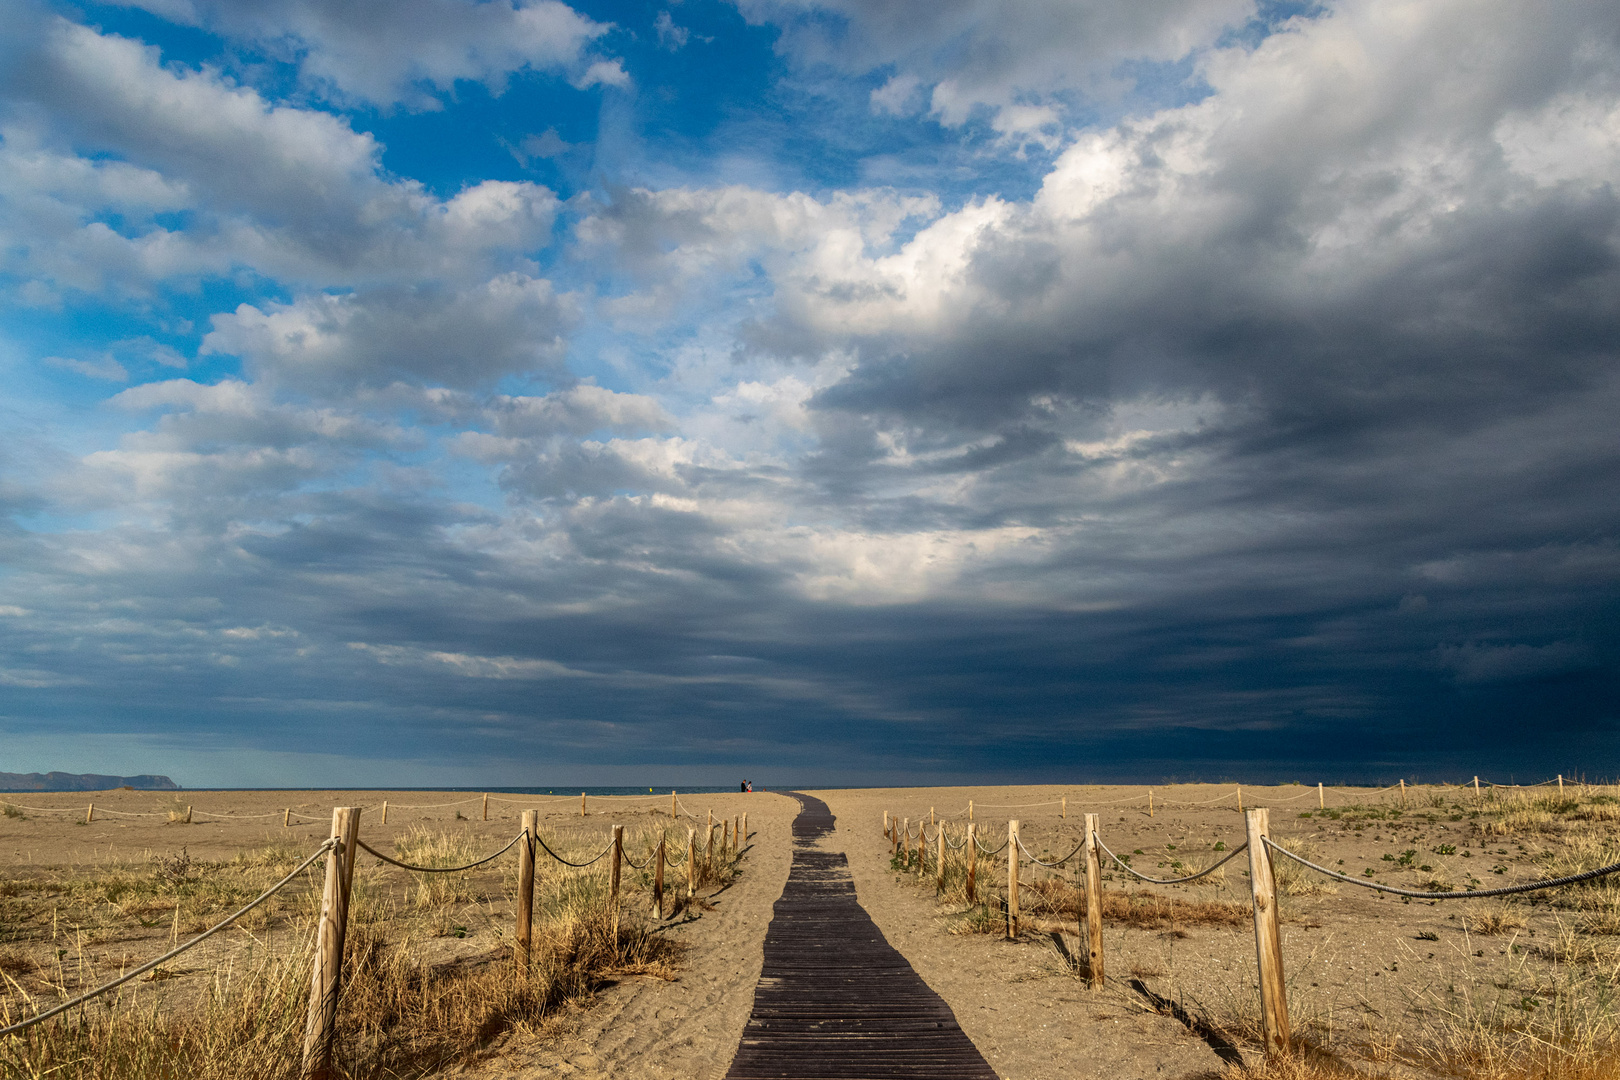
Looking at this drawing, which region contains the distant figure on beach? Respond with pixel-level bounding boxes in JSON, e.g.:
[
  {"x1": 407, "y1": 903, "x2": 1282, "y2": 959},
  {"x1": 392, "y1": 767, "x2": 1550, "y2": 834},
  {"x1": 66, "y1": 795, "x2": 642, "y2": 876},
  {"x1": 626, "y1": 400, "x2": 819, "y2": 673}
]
[
  {"x1": 746, "y1": 780, "x2": 753, "y2": 792},
  {"x1": 740, "y1": 780, "x2": 746, "y2": 792}
]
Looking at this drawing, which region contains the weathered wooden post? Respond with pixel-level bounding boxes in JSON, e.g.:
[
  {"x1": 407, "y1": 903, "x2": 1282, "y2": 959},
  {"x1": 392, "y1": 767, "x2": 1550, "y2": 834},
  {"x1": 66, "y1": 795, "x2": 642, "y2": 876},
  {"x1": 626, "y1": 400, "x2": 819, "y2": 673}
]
[
  {"x1": 380, "y1": 800, "x2": 387, "y2": 825},
  {"x1": 1318, "y1": 782, "x2": 1324, "y2": 810},
  {"x1": 930, "y1": 806, "x2": 935, "y2": 827},
  {"x1": 1083, "y1": 813, "x2": 1104, "y2": 989},
  {"x1": 285, "y1": 808, "x2": 291, "y2": 827},
  {"x1": 653, "y1": 834, "x2": 666, "y2": 918},
  {"x1": 516, "y1": 810, "x2": 536, "y2": 971},
  {"x1": 916, "y1": 825, "x2": 925, "y2": 879},
  {"x1": 891, "y1": 816, "x2": 900, "y2": 855},
  {"x1": 902, "y1": 818, "x2": 909, "y2": 866},
  {"x1": 968, "y1": 799, "x2": 974, "y2": 821},
  {"x1": 581, "y1": 792, "x2": 587, "y2": 817},
  {"x1": 936, "y1": 823, "x2": 946, "y2": 891},
  {"x1": 302, "y1": 807, "x2": 360, "y2": 1080},
  {"x1": 1474, "y1": 775, "x2": 1481, "y2": 805},
  {"x1": 1148, "y1": 790, "x2": 1153, "y2": 817},
  {"x1": 1237, "y1": 785, "x2": 1243, "y2": 813},
  {"x1": 184, "y1": 804, "x2": 193, "y2": 824},
  {"x1": 610, "y1": 825, "x2": 623, "y2": 901},
  {"x1": 1006, "y1": 820, "x2": 1020, "y2": 940},
  {"x1": 1558, "y1": 774, "x2": 1564, "y2": 795},
  {"x1": 966, "y1": 823, "x2": 977, "y2": 903},
  {"x1": 1062, "y1": 795, "x2": 1066, "y2": 819},
  {"x1": 85, "y1": 803, "x2": 93, "y2": 824},
  {"x1": 483, "y1": 793, "x2": 489, "y2": 821},
  {"x1": 1399, "y1": 779, "x2": 1407, "y2": 809},
  {"x1": 884, "y1": 810, "x2": 890, "y2": 838},
  {"x1": 1245, "y1": 808, "x2": 1291, "y2": 1057},
  {"x1": 686, "y1": 827, "x2": 696, "y2": 897},
  {"x1": 740, "y1": 812, "x2": 747, "y2": 849},
  {"x1": 671, "y1": 790, "x2": 678, "y2": 818}
]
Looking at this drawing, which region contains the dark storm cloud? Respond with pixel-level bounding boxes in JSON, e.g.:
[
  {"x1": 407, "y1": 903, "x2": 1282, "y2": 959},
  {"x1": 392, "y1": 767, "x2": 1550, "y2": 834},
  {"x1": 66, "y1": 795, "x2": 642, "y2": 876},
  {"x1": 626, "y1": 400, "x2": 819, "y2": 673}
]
[{"x1": 3, "y1": 0, "x2": 1619, "y2": 785}]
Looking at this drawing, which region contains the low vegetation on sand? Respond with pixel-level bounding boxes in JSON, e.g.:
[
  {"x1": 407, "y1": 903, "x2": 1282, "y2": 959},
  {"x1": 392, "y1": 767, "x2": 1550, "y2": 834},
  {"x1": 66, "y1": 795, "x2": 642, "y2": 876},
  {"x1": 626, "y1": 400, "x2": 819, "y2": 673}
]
[
  {"x1": 0, "y1": 822, "x2": 734, "y2": 1079},
  {"x1": 890, "y1": 785, "x2": 1620, "y2": 1080}
]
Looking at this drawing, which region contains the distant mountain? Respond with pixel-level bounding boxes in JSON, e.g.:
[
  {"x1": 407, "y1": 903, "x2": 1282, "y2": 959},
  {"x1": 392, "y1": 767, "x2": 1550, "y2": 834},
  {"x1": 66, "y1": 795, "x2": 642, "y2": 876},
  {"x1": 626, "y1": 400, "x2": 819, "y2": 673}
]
[{"x1": 0, "y1": 771, "x2": 179, "y2": 792}]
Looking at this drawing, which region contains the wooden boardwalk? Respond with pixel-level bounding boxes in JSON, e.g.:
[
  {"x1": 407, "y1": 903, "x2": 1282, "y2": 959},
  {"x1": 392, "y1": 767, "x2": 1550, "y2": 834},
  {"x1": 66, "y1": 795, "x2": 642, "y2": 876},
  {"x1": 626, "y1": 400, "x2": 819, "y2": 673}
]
[{"x1": 724, "y1": 793, "x2": 999, "y2": 1080}]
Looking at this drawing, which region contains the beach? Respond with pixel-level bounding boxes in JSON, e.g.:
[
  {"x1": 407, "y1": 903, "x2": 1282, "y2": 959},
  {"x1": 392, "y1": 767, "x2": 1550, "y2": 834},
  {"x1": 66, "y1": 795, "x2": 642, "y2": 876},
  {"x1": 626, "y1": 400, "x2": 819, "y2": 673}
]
[{"x1": 2, "y1": 781, "x2": 1612, "y2": 1078}]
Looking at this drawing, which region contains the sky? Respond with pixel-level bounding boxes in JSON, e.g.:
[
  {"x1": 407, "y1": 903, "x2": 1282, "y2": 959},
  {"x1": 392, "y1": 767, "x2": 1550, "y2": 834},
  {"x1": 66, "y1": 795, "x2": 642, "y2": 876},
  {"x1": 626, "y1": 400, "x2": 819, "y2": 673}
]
[{"x1": 1, "y1": 0, "x2": 1617, "y2": 789}]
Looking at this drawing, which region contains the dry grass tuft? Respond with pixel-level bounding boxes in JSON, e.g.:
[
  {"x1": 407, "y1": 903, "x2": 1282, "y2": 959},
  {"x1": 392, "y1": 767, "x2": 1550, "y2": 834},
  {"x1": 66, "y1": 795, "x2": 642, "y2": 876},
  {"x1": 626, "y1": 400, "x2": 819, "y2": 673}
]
[
  {"x1": 1464, "y1": 903, "x2": 1529, "y2": 936},
  {"x1": 0, "y1": 820, "x2": 711, "y2": 1080}
]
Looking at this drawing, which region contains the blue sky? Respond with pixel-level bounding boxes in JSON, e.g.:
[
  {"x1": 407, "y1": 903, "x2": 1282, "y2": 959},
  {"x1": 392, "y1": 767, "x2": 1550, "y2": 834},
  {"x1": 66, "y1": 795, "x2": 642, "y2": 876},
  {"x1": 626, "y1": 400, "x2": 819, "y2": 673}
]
[{"x1": 1, "y1": 0, "x2": 1617, "y2": 788}]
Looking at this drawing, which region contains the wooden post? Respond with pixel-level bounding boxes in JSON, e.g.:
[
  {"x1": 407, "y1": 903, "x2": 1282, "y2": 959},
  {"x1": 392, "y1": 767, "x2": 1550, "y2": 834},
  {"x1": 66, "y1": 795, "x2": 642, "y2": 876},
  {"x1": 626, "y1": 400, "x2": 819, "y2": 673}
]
[
  {"x1": 733, "y1": 816, "x2": 741, "y2": 855},
  {"x1": 610, "y1": 825, "x2": 623, "y2": 910},
  {"x1": 968, "y1": 800, "x2": 974, "y2": 822},
  {"x1": 483, "y1": 793, "x2": 489, "y2": 821},
  {"x1": 380, "y1": 801, "x2": 387, "y2": 825},
  {"x1": 653, "y1": 834, "x2": 666, "y2": 919},
  {"x1": 902, "y1": 819, "x2": 909, "y2": 867},
  {"x1": 891, "y1": 817, "x2": 900, "y2": 855},
  {"x1": 184, "y1": 804, "x2": 192, "y2": 824},
  {"x1": 706, "y1": 821, "x2": 715, "y2": 866},
  {"x1": 581, "y1": 792, "x2": 587, "y2": 817},
  {"x1": 1245, "y1": 808, "x2": 1291, "y2": 1057},
  {"x1": 1084, "y1": 813, "x2": 1104, "y2": 989},
  {"x1": 740, "y1": 812, "x2": 747, "y2": 848},
  {"x1": 86, "y1": 803, "x2": 93, "y2": 824},
  {"x1": 285, "y1": 808, "x2": 291, "y2": 827},
  {"x1": 966, "y1": 823, "x2": 977, "y2": 903},
  {"x1": 302, "y1": 807, "x2": 360, "y2": 1080},
  {"x1": 686, "y1": 828, "x2": 696, "y2": 897},
  {"x1": 916, "y1": 825, "x2": 925, "y2": 879},
  {"x1": 516, "y1": 810, "x2": 536, "y2": 971},
  {"x1": 930, "y1": 806, "x2": 935, "y2": 827},
  {"x1": 884, "y1": 810, "x2": 890, "y2": 837},
  {"x1": 1237, "y1": 785, "x2": 1242, "y2": 813},
  {"x1": 936, "y1": 822, "x2": 946, "y2": 891},
  {"x1": 1062, "y1": 795, "x2": 1066, "y2": 819},
  {"x1": 1399, "y1": 779, "x2": 1406, "y2": 809},
  {"x1": 1006, "y1": 820, "x2": 1020, "y2": 939},
  {"x1": 1558, "y1": 774, "x2": 1564, "y2": 795},
  {"x1": 723, "y1": 818, "x2": 731, "y2": 856},
  {"x1": 1149, "y1": 790, "x2": 1153, "y2": 817},
  {"x1": 672, "y1": 790, "x2": 678, "y2": 818},
  {"x1": 1318, "y1": 782, "x2": 1324, "y2": 810}
]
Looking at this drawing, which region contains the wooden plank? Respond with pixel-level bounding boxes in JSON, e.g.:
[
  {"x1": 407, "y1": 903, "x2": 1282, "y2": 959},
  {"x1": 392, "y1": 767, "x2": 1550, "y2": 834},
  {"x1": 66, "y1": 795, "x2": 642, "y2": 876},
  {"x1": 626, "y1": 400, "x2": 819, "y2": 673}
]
[{"x1": 723, "y1": 793, "x2": 998, "y2": 1080}]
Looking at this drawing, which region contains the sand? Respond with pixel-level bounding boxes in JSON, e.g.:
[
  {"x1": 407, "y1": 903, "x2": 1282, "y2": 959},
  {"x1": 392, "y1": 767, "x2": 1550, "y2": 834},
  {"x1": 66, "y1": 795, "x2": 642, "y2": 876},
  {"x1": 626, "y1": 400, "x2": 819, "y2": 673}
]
[{"x1": 1, "y1": 780, "x2": 1598, "y2": 1078}]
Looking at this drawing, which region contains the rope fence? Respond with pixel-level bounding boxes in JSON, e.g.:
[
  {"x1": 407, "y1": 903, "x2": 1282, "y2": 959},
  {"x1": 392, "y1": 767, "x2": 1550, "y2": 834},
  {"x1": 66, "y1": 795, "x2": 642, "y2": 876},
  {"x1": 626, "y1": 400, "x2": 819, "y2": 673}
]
[
  {"x1": 873, "y1": 774, "x2": 1601, "y2": 831},
  {"x1": 0, "y1": 788, "x2": 747, "y2": 829},
  {"x1": 0, "y1": 796, "x2": 751, "y2": 1079},
  {"x1": 879, "y1": 784, "x2": 1620, "y2": 1063}
]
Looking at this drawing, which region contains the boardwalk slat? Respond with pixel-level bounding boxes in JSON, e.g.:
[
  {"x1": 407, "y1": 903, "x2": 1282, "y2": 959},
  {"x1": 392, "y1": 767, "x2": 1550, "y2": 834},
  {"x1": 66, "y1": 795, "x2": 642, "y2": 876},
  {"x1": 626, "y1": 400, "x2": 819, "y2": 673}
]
[{"x1": 724, "y1": 794, "x2": 999, "y2": 1080}]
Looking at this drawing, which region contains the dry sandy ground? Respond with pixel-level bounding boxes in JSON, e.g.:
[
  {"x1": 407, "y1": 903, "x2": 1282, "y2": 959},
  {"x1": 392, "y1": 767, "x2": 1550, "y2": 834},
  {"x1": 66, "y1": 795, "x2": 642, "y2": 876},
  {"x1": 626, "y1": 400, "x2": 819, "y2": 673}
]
[{"x1": 2, "y1": 781, "x2": 1600, "y2": 1078}]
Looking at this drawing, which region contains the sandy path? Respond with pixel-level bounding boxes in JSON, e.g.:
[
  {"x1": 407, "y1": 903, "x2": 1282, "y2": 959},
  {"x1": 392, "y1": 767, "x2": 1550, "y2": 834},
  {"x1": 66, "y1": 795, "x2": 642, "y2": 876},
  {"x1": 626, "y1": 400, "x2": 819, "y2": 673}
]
[
  {"x1": 816, "y1": 789, "x2": 1230, "y2": 1080},
  {"x1": 484, "y1": 792, "x2": 798, "y2": 1080}
]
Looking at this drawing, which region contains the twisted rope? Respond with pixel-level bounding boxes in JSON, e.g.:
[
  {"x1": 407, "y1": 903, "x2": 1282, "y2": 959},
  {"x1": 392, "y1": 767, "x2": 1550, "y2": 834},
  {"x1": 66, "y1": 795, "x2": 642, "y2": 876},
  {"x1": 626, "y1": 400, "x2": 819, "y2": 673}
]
[
  {"x1": 1015, "y1": 833, "x2": 1087, "y2": 869},
  {"x1": 356, "y1": 832, "x2": 523, "y2": 873},
  {"x1": 0, "y1": 838, "x2": 336, "y2": 1037},
  {"x1": 1096, "y1": 835, "x2": 1249, "y2": 884},
  {"x1": 623, "y1": 847, "x2": 653, "y2": 870},
  {"x1": 532, "y1": 833, "x2": 616, "y2": 868},
  {"x1": 1265, "y1": 839, "x2": 1620, "y2": 899},
  {"x1": 975, "y1": 835, "x2": 1011, "y2": 856}
]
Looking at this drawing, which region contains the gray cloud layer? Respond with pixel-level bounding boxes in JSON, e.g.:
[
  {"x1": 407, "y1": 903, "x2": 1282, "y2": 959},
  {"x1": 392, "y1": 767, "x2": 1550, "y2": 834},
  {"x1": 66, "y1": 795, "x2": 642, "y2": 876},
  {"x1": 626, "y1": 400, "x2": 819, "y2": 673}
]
[{"x1": 1, "y1": 0, "x2": 1616, "y2": 785}]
